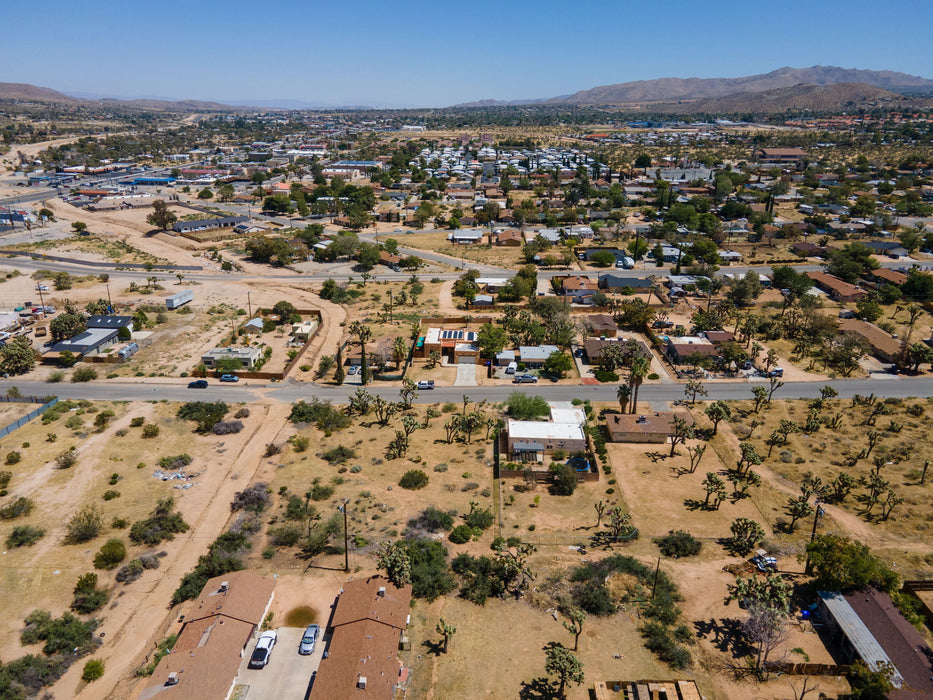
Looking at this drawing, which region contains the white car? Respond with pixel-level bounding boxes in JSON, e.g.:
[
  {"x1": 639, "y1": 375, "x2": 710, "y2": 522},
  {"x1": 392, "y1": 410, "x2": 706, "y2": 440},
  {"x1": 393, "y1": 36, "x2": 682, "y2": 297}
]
[
  {"x1": 35, "y1": 284, "x2": 49, "y2": 291},
  {"x1": 248, "y1": 631, "x2": 277, "y2": 669}
]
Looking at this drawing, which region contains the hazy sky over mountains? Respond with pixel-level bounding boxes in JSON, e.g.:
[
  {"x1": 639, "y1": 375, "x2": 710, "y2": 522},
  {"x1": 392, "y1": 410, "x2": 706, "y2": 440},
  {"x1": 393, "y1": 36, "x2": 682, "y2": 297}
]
[{"x1": 4, "y1": 0, "x2": 931, "y2": 107}]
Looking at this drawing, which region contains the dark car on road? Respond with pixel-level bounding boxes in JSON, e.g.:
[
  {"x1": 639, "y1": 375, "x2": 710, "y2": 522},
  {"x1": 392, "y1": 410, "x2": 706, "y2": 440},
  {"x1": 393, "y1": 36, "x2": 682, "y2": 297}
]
[{"x1": 187, "y1": 380, "x2": 208, "y2": 389}]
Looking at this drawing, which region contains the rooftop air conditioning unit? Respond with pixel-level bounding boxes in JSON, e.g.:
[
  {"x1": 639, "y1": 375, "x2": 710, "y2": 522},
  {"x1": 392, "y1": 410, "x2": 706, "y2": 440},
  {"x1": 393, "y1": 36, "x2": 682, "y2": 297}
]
[
  {"x1": 219, "y1": 581, "x2": 229, "y2": 593},
  {"x1": 166, "y1": 673, "x2": 179, "y2": 686},
  {"x1": 636, "y1": 416, "x2": 647, "y2": 424},
  {"x1": 358, "y1": 677, "x2": 368, "y2": 689},
  {"x1": 377, "y1": 587, "x2": 386, "y2": 597}
]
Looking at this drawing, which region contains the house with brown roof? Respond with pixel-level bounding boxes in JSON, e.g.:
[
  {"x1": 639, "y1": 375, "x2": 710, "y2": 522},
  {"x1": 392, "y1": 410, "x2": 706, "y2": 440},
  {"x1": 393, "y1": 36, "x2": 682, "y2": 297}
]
[
  {"x1": 309, "y1": 576, "x2": 412, "y2": 700},
  {"x1": 805, "y1": 271, "x2": 868, "y2": 302},
  {"x1": 863, "y1": 268, "x2": 907, "y2": 287},
  {"x1": 605, "y1": 411, "x2": 694, "y2": 444},
  {"x1": 756, "y1": 147, "x2": 807, "y2": 165},
  {"x1": 138, "y1": 571, "x2": 276, "y2": 700},
  {"x1": 557, "y1": 276, "x2": 599, "y2": 299},
  {"x1": 587, "y1": 314, "x2": 619, "y2": 338},
  {"x1": 378, "y1": 250, "x2": 402, "y2": 268},
  {"x1": 837, "y1": 318, "x2": 902, "y2": 362},
  {"x1": 493, "y1": 229, "x2": 523, "y2": 246},
  {"x1": 664, "y1": 337, "x2": 718, "y2": 365}
]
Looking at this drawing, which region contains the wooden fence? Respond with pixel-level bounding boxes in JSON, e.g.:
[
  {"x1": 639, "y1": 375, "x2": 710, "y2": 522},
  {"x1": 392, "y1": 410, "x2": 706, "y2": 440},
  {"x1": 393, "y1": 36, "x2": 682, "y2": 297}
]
[{"x1": 762, "y1": 661, "x2": 850, "y2": 676}]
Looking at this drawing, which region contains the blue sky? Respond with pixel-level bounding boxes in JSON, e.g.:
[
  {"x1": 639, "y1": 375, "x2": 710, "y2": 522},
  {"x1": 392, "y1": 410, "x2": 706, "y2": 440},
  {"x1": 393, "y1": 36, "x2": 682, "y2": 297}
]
[{"x1": 4, "y1": 0, "x2": 932, "y2": 107}]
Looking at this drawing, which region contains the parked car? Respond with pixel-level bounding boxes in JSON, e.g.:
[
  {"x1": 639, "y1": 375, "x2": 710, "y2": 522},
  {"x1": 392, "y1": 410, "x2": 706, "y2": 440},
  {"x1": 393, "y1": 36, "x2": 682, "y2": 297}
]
[
  {"x1": 767, "y1": 367, "x2": 784, "y2": 378},
  {"x1": 512, "y1": 374, "x2": 538, "y2": 383},
  {"x1": 298, "y1": 624, "x2": 320, "y2": 655},
  {"x1": 187, "y1": 380, "x2": 208, "y2": 389},
  {"x1": 347, "y1": 366, "x2": 358, "y2": 375},
  {"x1": 752, "y1": 554, "x2": 778, "y2": 572},
  {"x1": 248, "y1": 631, "x2": 278, "y2": 669},
  {"x1": 652, "y1": 320, "x2": 674, "y2": 329},
  {"x1": 35, "y1": 284, "x2": 49, "y2": 291},
  {"x1": 219, "y1": 374, "x2": 239, "y2": 383},
  {"x1": 416, "y1": 380, "x2": 434, "y2": 390}
]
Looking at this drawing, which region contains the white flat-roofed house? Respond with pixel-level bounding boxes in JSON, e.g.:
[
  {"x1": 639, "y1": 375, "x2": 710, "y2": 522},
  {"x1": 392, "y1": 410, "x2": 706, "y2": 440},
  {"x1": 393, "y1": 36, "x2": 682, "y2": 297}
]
[{"x1": 506, "y1": 419, "x2": 586, "y2": 460}]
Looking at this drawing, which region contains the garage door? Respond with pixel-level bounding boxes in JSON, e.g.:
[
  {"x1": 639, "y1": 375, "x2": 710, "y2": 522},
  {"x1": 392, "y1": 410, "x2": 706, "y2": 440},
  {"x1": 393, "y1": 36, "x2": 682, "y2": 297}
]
[{"x1": 458, "y1": 356, "x2": 476, "y2": 364}]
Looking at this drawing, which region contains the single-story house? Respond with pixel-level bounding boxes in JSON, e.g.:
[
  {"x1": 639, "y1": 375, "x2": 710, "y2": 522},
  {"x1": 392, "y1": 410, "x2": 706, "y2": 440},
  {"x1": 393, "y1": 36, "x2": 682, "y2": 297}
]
[
  {"x1": 664, "y1": 337, "x2": 718, "y2": 365},
  {"x1": 494, "y1": 349, "x2": 516, "y2": 367},
  {"x1": 702, "y1": 330, "x2": 736, "y2": 345},
  {"x1": 494, "y1": 229, "x2": 523, "y2": 246},
  {"x1": 533, "y1": 228, "x2": 562, "y2": 244},
  {"x1": 718, "y1": 250, "x2": 743, "y2": 263},
  {"x1": 818, "y1": 587, "x2": 933, "y2": 697},
  {"x1": 475, "y1": 277, "x2": 512, "y2": 292},
  {"x1": 379, "y1": 250, "x2": 402, "y2": 267},
  {"x1": 201, "y1": 346, "x2": 263, "y2": 370},
  {"x1": 598, "y1": 274, "x2": 654, "y2": 293},
  {"x1": 559, "y1": 276, "x2": 599, "y2": 298},
  {"x1": 171, "y1": 216, "x2": 248, "y2": 234},
  {"x1": 506, "y1": 419, "x2": 586, "y2": 459},
  {"x1": 519, "y1": 345, "x2": 559, "y2": 368},
  {"x1": 805, "y1": 272, "x2": 868, "y2": 302},
  {"x1": 756, "y1": 147, "x2": 807, "y2": 164},
  {"x1": 139, "y1": 571, "x2": 276, "y2": 700},
  {"x1": 587, "y1": 314, "x2": 619, "y2": 337},
  {"x1": 308, "y1": 576, "x2": 412, "y2": 700},
  {"x1": 449, "y1": 229, "x2": 484, "y2": 245},
  {"x1": 48, "y1": 328, "x2": 119, "y2": 357},
  {"x1": 419, "y1": 327, "x2": 480, "y2": 363},
  {"x1": 863, "y1": 268, "x2": 907, "y2": 287},
  {"x1": 86, "y1": 315, "x2": 133, "y2": 333},
  {"x1": 581, "y1": 337, "x2": 651, "y2": 365},
  {"x1": 291, "y1": 320, "x2": 317, "y2": 343},
  {"x1": 862, "y1": 241, "x2": 908, "y2": 258},
  {"x1": 605, "y1": 411, "x2": 694, "y2": 443},
  {"x1": 837, "y1": 318, "x2": 902, "y2": 362},
  {"x1": 472, "y1": 294, "x2": 494, "y2": 306},
  {"x1": 242, "y1": 317, "x2": 264, "y2": 335}
]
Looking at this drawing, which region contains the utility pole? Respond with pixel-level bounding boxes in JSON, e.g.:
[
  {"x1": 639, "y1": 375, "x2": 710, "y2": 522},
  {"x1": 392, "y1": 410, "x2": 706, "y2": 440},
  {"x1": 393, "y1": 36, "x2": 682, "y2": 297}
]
[
  {"x1": 247, "y1": 292, "x2": 251, "y2": 318},
  {"x1": 803, "y1": 500, "x2": 825, "y2": 575},
  {"x1": 650, "y1": 556, "x2": 661, "y2": 599},
  {"x1": 36, "y1": 285, "x2": 46, "y2": 319},
  {"x1": 341, "y1": 498, "x2": 350, "y2": 572},
  {"x1": 106, "y1": 284, "x2": 113, "y2": 314}
]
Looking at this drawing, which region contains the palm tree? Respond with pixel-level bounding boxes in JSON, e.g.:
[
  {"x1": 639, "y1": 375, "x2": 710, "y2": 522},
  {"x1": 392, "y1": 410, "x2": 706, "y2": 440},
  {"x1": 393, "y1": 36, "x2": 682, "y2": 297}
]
[
  {"x1": 628, "y1": 355, "x2": 650, "y2": 414},
  {"x1": 349, "y1": 321, "x2": 373, "y2": 385},
  {"x1": 616, "y1": 384, "x2": 631, "y2": 414}
]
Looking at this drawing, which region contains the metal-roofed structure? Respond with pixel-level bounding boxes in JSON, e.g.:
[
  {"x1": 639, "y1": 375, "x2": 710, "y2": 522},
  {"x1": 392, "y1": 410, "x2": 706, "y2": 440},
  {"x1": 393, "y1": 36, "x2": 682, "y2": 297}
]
[{"x1": 817, "y1": 590, "x2": 904, "y2": 687}]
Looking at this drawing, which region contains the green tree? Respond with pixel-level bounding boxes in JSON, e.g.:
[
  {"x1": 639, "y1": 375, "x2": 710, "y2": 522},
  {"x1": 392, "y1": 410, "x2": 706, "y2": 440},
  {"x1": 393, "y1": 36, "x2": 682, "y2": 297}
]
[
  {"x1": 627, "y1": 355, "x2": 651, "y2": 413},
  {"x1": 146, "y1": 200, "x2": 177, "y2": 230},
  {"x1": 356, "y1": 242, "x2": 381, "y2": 270},
  {"x1": 376, "y1": 541, "x2": 412, "y2": 587},
  {"x1": 543, "y1": 351, "x2": 572, "y2": 379},
  {"x1": 436, "y1": 617, "x2": 456, "y2": 654},
  {"x1": 847, "y1": 660, "x2": 896, "y2": 700},
  {"x1": 805, "y1": 534, "x2": 898, "y2": 592},
  {"x1": 562, "y1": 609, "x2": 586, "y2": 651},
  {"x1": 349, "y1": 321, "x2": 372, "y2": 385},
  {"x1": 476, "y1": 323, "x2": 509, "y2": 358},
  {"x1": 197, "y1": 187, "x2": 214, "y2": 200},
  {"x1": 50, "y1": 304, "x2": 87, "y2": 342},
  {"x1": 71, "y1": 221, "x2": 88, "y2": 234},
  {"x1": 704, "y1": 401, "x2": 731, "y2": 435},
  {"x1": 545, "y1": 645, "x2": 584, "y2": 697},
  {"x1": 0, "y1": 336, "x2": 36, "y2": 375},
  {"x1": 728, "y1": 517, "x2": 765, "y2": 555}
]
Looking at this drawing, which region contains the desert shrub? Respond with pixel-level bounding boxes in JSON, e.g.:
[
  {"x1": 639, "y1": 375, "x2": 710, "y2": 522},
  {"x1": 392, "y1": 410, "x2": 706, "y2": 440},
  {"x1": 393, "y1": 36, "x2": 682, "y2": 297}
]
[
  {"x1": 93, "y1": 539, "x2": 126, "y2": 570},
  {"x1": 290, "y1": 435, "x2": 310, "y2": 452},
  {"x1": 449, "y1": 525, "x2": 473, "y2": 544},
  {"x1": 212, "y1": 420, "x2": 244, "y2": 435},
  {"x1": 0, "y1": 496, "x2": 34, "y2": 520},
  {"x1": 399, "y1": 469, "x2": 429, "y2": 490},
  {"x1": 284, "y1": 495, "x2": 312, "y2": 520},
  {"x1": 129, "y1": 498, "x2": 189, "y2": 545},
  {"x1": 157, "y1": 454, "x2": 191, "y2": 470},
  {"x1": 230, "y1": 483, "x2": 270, "y2": 512},
  {"x1": 461, "y1": 482, "x2": 479, "y2": 491},
  {"x1": 93, "y1": 410, "x2": 114, "y2": 431},
  {"x1": 322, "y1": 445, "x2": 356, "y2": 464},
  {"x1": 654, "y1": 530, "x2": 702, "y2": 558},
  {"x1": 594, "y1": 369, "x2": 620, "y2": 382},
  {"x1": 350, "y1": 464, "x2": 362, "y2": 473},
  {"x1": 309, "y1": 484, "x2": 334, "y2": 501},
  {"x1": 550, "y1": 463, "x2": 577, "y2": 496},
  {"x1": 102, "y1": 490, "x2": 120, "y2": 501},
  {"x1": 71, "y1": 367, "x2": 98, "y2": 383},
  {"x1": 171, "y1": 531, "x2": 250, "y2": 605},
  {"x1": 288, "y1": 399, "x2": 350, "y2": 433},
  {"x1": 141, "y1": 424, "x2": 160, "y2": 438},
  {"x1": 268, "y1": 525, "x2": 303, "y2": 547},
  {"x1": 176, "y1": 401, "x2": 229, "y2": 433},
  {"x1": 264, "y1": 442, "x2": 281, "y2": 457},
  {"x1": 65, "y1": 415, "x2": 84, "y2": 430},
  {"x1": 82, "y1": 659, "x2": 104, "y2": 682},
  {"x1": 20, "y1": 609, "x2": 98, "y2": 655},
  {"x1": 234, "y1": 407, "x2": 250, "y2": 419},
  {"x1": 111, "y1": 517, "x2": 128, "y2": 529},
  {"x1": 70, "y1": 573, "x2": 109, "y2": 614},
  {"x1": 400, "y1": 539, "x2": 455, "y2": 601},
  {"x1": 5, "y1": 451, "x2": 21, "y2": 465},
  {"x1": 0, "y1": 471, "x2": 10, "y2": 489},
  {"x1": 6, "y1": 525, "x2": 45, "y2": 547},
  {"x1": 139, "y1": 553, "x2": 161, "y2": 570},
  {"x1": 640, "y1": 620, "x2": 691, "y2": 669},
  {"x1": 130, "y1": 417, "x2": 145, "y2": 427},
  {"x1": 408, "y1": 506, "x2": 455, "y2": 533},
  {"x1": 65, "y1": 506, "x2": 103, "y2": 544},
  {"x1": 506, "y1": 393, "x2": 550, "y2": 419},
  {"x1": 55, "y1": 448, "x2": 78, "y2": 469},
  {"x1": 47, "y1": 369, "x2": 65, "y2": 382},
  {"x1": 115, "y1": 559, "x2": 144, "y2": 583},
  {"x1": 464, "y1": 506, "x2": 494, "y2": 531}
]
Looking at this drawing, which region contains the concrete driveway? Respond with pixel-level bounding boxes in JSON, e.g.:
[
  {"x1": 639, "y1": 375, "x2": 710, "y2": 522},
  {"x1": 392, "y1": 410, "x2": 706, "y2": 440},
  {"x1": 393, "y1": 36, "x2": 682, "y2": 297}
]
[
  {"x1": 454, "y1": 362, "x2": 477, "y2": 386},
  {"x1": 233, "y1": 627, "x2": 325, "y2": 700}
]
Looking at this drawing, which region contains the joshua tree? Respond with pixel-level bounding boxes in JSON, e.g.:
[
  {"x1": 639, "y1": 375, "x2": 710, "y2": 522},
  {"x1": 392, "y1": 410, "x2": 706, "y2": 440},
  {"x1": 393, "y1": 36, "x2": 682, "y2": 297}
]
[
  {"x1": 562, "y1": 609, "x2": 586, "y2": 651},
  {"x1": 436, "y1": 617, "x2": 456, "y2": 653}
]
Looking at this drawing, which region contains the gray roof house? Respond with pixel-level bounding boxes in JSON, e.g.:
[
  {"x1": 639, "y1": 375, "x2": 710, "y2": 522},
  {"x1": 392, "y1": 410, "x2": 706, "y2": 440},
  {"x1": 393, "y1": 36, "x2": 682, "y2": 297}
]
[
  {"x1": 598, "y1": 273, "x2": 654, "y2": 291},
  {"x1": 519, "y1": 345, "x2": 559, "y2": 367},
  {"x1": 49, "y1": 328, "x2": 119, "y2": 357},
  {"x1": 87, "y1": 315, "x2": 134, "y2": 332}
]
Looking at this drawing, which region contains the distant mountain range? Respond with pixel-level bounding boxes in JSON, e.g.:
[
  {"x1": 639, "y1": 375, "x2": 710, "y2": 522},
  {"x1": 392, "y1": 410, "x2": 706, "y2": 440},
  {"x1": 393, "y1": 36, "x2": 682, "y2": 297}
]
[
  {"x1": 3, "y1": 65, "x2": 933, "y2": 113},
  {"x1": 455, "y1": 66, "x2": 933, "y2": 111}
]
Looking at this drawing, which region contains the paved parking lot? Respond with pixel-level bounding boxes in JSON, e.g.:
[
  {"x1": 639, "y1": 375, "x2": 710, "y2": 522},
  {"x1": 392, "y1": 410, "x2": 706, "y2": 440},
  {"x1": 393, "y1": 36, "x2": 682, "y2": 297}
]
[{"x1": 233, "y1": 627, "x2": 326, "y2": 700}]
